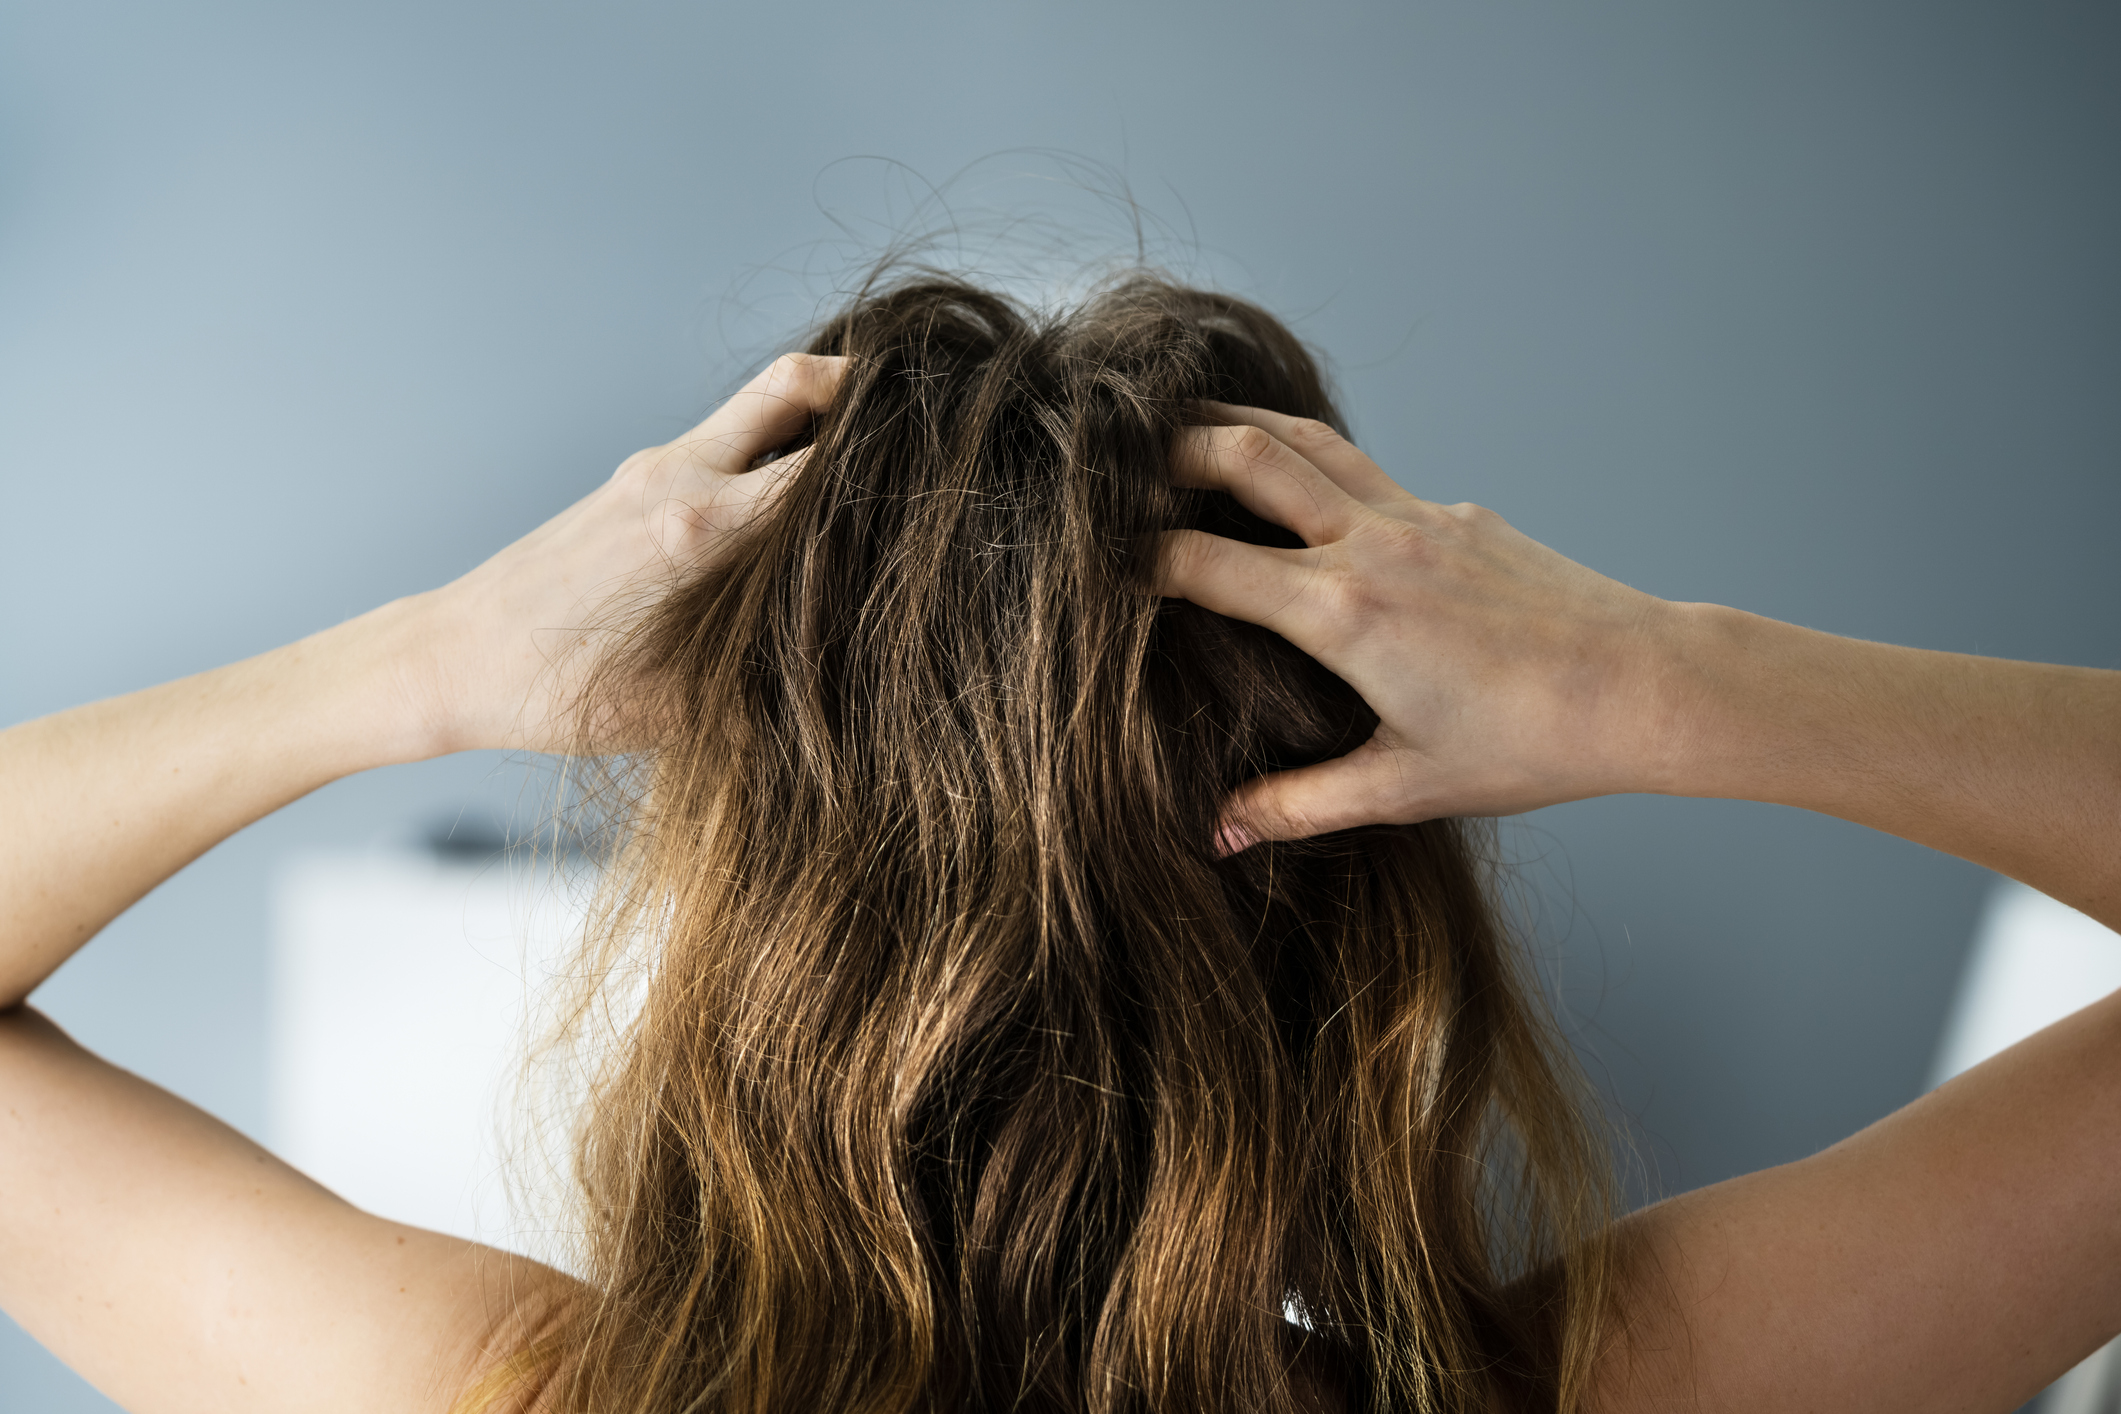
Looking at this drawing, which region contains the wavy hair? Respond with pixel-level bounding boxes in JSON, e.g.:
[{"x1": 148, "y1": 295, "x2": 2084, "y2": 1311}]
[{"x1": 539, "y1": 272, "x2": 1616, "y2": 1414}]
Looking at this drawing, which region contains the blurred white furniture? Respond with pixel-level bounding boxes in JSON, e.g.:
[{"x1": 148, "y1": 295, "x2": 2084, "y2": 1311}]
[
  {"x1": 269, "y1": 847, "x2": 593, "y2": 1270},
  {"x1": 1930, "y1": 881, "x2": 2121, "y2": 1414}
]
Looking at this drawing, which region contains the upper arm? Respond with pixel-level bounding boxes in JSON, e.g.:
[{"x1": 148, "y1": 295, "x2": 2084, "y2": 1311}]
[
  {"x1": 1590, "y1": 985, "x2": 2121, "y2": 1414},
  {"x1": 0, "y1": 1006, "x2": 581, "y2": 1414}
]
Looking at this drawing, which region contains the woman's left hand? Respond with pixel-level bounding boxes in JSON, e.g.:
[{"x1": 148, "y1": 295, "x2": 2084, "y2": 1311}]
[
  {"x1": 1154, "y1": 402, "x2": 1687, "y2": 845},
  {"x1": 405, "y1": 352, "x2": 846, "y2": 755}
]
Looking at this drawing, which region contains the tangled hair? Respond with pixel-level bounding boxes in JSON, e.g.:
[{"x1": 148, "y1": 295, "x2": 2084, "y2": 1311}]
[{"x1": 543, "y1": 272, "x2": 1616, "y2": 1414}]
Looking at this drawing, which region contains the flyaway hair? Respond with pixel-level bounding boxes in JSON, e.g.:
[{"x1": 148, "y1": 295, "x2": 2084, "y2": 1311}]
[{"x1": 542, "y1": 272, "x2": 1616, "y2": 1414}]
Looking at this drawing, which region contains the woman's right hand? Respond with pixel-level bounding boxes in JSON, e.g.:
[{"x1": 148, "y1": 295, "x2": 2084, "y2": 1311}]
[
  {"x1": 1155, "y1": 404, "x2": 1702, "y2": 850},
  {"x1": 405, "y1": 352, "x2": 846, "y2": 756}
]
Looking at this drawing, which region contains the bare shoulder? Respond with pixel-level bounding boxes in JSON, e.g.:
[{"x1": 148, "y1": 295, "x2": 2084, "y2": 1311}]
[{"x1": 0, "y1": 1004, "x2": 587, "y2": 1414}]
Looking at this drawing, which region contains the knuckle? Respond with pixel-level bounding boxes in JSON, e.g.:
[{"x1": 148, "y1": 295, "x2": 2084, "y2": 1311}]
[
  {"x1": 611, "y1": 445, "x2": 660, "y2": 484},
  {"x1": 1307, "y1": 562, "x2": 1386, "y2": 638},
  {"x1": 1283, "y1": 416, "x2": 1342, "y2": 452},
  {"x1": 770, "y1": 351, "x2": 838, "y2": 401},
  {"x1": 650, "y1": 499, "x2": 697, "y2": 547},
  {"x1": 1369, "y1": 514, "x2": 1436, "y2": 567},
  {"x1": 769, "y1": 350, "x2": 816, "y2": 386},
  {"x1": 1225, "y1": 423, "x2": 1281, "y2": 464}
]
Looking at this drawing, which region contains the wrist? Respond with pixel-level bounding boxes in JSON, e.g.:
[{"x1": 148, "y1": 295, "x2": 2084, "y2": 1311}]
[
  {"x1": 1628, "y1": 600, "x2": 1767, "y2": 799},
  {"x1": 293, "y1": 594, "x2": 466, "y2": 768},
  {"x1": 1639, "y1": 601, "x2": 1846, "y2": 803}
]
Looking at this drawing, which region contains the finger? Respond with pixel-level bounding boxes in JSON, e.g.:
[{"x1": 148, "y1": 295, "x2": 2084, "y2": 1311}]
[
  {"x1": 675, "y1": 353, "x2": 848, "y2": 476},
  {"x1": 1151, "y1": 529, "x2": 1328, "y2": 634},
  {"x1": 717, "y1": 443, "x2": 813, "y2": 518},
  {"x1": 1170, "y1": 424, "x2": 1360, "y2": 546},
  {"x1": 1215, "y1": 740, "x2": 1424, "y2": 853},
  {"x1": 1195, "y1": 401, "x2": 1407, "y2": 507}
]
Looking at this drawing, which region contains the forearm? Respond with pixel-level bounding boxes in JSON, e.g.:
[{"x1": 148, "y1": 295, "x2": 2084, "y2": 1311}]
[
  {"x1": 0, "y1": 597, "x2": 441, "y2": 1007},
  {"x1": 1657, "y1": 604, "x2": 2121, "y2": 930},
  {"x1": 1596, "y1": 985, "x2": 2121, "y2": 1414}
]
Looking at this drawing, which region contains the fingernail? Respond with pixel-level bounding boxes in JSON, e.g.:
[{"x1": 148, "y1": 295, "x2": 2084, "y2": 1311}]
[{"x1": 1213, "y1": 820, "x2": 1255, "y2": 858}]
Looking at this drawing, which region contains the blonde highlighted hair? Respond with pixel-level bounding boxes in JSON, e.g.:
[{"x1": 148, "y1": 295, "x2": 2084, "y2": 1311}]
[{"x1": 524, "y1": 271, "x2": 1616, "y2": 1413}]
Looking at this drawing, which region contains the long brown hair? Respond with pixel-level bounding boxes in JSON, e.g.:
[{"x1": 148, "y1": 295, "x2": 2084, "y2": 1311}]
[{"x1": 543, "y1": 271, "x2": 1615, "y2": 1413}]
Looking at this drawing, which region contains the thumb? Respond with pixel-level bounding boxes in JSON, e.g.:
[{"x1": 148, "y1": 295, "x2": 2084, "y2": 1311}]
[{"x1": 1215, "y1": 738, "x2": 1422, "y2": 855}]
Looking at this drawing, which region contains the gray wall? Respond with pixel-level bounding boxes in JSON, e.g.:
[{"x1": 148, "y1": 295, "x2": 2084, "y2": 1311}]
[{"x1": 3, "y1": 2, "x2": 2116, "y2": 1406}]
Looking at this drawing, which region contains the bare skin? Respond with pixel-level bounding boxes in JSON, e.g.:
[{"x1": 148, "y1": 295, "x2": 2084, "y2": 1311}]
[{"x1": 1, "y1": 372, "x2": 2114, "y2": 1412}]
